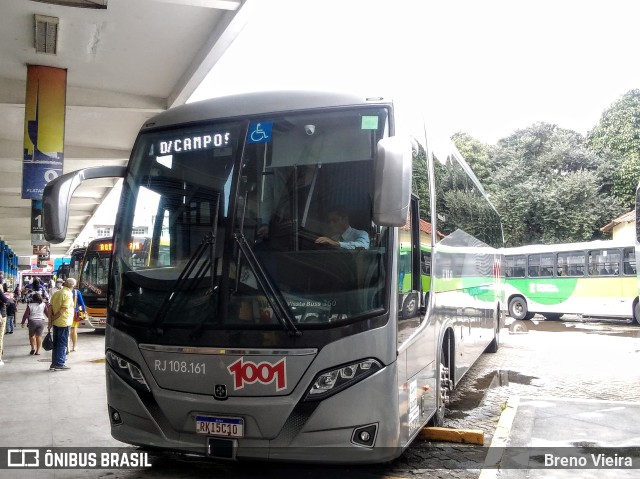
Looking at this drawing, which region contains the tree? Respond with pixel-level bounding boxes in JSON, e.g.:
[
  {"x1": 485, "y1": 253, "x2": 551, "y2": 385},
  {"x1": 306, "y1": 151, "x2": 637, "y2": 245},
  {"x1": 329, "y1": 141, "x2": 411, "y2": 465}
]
[
  {"x1": 536, "y1": 170, "x2": 621, "y2": 244},
  {"x1": 451, "y1": 132, "x2": 494, "y2": 186},
  {"x1": 587, "y1": 89, "x2": 640, "y2": 209},
  {"x1": 453, "y1": 123, "x2": 624, "y2": 246}
]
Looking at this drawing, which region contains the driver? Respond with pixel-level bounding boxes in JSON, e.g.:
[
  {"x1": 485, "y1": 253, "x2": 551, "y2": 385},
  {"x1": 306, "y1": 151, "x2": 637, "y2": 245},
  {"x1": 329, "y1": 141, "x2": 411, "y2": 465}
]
[{"x1": 315, "y1": 207, "x2": 369, "y2": 250}]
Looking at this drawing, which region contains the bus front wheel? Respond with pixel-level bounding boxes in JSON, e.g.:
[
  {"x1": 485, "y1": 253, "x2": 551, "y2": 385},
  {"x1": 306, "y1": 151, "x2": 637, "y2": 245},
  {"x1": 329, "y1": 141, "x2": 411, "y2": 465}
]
[
  {"x1": 485, "y1": 308, "x2": 500, "y2": 353},
  {"x1": 431, "y1": 347, "x2": 452, "y2": 427},
  {"x1": 508, "y1": 297, "x2": 529, "y2": 321},
  {"x1": 633, "y1": 302, "x2": 640, "y2": 326}
]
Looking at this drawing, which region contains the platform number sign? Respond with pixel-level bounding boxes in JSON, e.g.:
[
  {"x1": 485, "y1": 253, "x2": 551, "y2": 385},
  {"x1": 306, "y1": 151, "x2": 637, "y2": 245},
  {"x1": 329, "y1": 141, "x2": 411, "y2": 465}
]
[
  {"x1": 31, "y1": 200, "x2": 44, "y2": 235},
  {"x1": 33, "y1": 244, "x2": 50, "y2": 260}
]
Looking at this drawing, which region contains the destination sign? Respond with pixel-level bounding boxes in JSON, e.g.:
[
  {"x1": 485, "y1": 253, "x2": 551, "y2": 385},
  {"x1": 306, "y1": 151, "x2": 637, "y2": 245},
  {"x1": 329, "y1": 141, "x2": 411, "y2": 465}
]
[
  {"x1": 91, "y1": 241, "x2": 143, "y2": 252},
  {"x1": 157, "y1": 131, "x2": 232, "y2": 155}
]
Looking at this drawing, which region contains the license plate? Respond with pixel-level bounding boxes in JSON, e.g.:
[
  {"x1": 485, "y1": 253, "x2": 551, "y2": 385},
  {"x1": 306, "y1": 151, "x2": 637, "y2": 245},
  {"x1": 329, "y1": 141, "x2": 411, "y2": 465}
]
[
  {"x1": 196, "y1": 416, "x2": 244, "y2": 438},
  {"x1": 99, "y1": 318, "x2": 106, "y2": 324}
]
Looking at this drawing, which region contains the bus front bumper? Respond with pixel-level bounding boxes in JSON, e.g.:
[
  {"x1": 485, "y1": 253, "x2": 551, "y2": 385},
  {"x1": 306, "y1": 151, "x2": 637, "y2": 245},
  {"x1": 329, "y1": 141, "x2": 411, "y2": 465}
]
[
  {"x1": 87, "y1": 315, "x2": 106, "y2": 329},
  {"x1": 106, "y1": 361, "x2": 401, "y2": 464}
]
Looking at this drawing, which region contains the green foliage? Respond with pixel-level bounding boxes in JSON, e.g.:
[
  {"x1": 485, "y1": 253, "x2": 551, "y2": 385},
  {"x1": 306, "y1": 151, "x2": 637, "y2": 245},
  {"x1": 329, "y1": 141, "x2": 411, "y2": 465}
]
[
  {"x1": 587, "y1": 89, "x2": 640, "y2": 156},
  {"x1": 411, "y1": 145, "x2": 430, "y2": 220},
  {"x1": 451, "y1": 132, "x2": 493, "y2": 184},
  {"x1": 587, "y1": 89, "x2": 640, "y2": 209},
  {"x1": 611, "y1": 153, "x2": 640, "y2": 208},
  {"x1": 452, "y1": 121, "x2": 626, "y2": 247}
]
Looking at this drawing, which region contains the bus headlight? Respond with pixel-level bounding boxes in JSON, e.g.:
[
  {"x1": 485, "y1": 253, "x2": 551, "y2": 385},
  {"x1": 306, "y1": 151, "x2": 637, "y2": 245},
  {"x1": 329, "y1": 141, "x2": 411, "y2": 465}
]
[
  {"x1": 304, "y1": 359, "x2": 382, "y2": 401},
  {"x1": 106, "y1": 350, "x2": 150, "y2": 392}
]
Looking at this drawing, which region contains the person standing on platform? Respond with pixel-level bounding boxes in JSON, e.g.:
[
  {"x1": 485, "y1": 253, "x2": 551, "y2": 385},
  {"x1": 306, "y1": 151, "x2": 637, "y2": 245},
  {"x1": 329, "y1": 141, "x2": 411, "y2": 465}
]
[
  {"x1": 48, "y1": 278, "x2": 76, "y2": 371},
  {"x1": 21, "y1": 292, "x2": 49, "y2": 355},
  {"x1": 5, "y1": 297, "x2": 16, "y2": 334},
  {"x1": 0, "y1": 285, "x2": 10, "y2": 366},
  {"x1": 67, "y1": 286, "x2": 86, "y2": 353},
  {"x1": 57, "y1": 262, "x2": 70, "y2": 281}
]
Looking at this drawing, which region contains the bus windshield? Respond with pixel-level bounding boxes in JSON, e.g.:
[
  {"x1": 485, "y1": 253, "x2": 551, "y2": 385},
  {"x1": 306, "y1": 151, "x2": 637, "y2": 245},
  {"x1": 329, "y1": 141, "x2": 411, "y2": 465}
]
[
  {"x1": 110, "y1": 107, "x2": 389, "y2": 330},
  {"x1": 79, "y1": 241, "x2": 110, "y2": 313}
]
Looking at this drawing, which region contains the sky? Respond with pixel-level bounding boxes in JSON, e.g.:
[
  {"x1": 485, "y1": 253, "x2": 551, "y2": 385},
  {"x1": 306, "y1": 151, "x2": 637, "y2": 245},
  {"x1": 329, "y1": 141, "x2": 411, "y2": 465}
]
[{"x1": 190, "y1": 0, "x2": 640, "y2": 144}]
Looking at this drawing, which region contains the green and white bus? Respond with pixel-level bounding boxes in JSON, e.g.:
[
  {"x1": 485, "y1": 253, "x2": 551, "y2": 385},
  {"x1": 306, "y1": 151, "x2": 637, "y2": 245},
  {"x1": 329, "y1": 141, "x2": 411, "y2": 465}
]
[{"x1": 503, "y1": 240, "x2": 640, "y2": 324}]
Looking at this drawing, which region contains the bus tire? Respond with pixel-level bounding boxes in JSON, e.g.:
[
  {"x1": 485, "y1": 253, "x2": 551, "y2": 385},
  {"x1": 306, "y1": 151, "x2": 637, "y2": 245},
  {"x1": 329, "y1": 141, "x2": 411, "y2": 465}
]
[
  {"x1": 633, "y1": 302, "x2": 640, "y2": 326},
  {"x1": 543, "y1": 313, "x2": 562, "y2": 321},
  {"x1": 402, "y1": 293, "x2": 419, "y2": 319},
  {"x1": 508, "y1": 297, "x2": 529, "y2": 321},
  {"x1": 430, "y1": 338, "x2": 453, "y2": 427},
  {"x1": 485, "y1": 320, "x2": 500, "y2": 353},
  {"x1": 484, "y1": 306, "x2": 503, "y2": 353}
]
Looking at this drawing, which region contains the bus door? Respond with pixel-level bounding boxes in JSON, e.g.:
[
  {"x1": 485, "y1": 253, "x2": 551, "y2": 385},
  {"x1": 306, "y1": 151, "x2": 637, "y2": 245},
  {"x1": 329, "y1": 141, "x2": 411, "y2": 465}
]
[
  {"x1": 621, "y1": 247, "x2": 637, "y2": 309},
  {"x1": 588, "y1": 248, "x2": 625, "y2": 315},
  {"x1": 555, "y1": 250, "x2": 586, "y2": 312},
  {"x1": 397, "y1": 194, "x2": 436, "y2": 444}
]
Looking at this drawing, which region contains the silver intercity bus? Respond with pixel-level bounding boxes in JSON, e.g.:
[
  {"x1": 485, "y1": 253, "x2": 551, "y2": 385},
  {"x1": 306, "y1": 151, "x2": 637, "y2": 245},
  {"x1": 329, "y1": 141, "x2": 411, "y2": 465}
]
[{"x1": 43, "y1": 91, "x2": 504, "y2": 463}]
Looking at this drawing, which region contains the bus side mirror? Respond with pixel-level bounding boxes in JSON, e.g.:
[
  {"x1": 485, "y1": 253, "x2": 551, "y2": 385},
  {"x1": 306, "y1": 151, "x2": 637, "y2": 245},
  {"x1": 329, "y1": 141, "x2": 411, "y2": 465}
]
[
  {"x1": 43, "y1": 166, "x2": 127, "y2": 243},
  {"x1": 373, "y1": 136, "x2": 412, "y2": 226}
]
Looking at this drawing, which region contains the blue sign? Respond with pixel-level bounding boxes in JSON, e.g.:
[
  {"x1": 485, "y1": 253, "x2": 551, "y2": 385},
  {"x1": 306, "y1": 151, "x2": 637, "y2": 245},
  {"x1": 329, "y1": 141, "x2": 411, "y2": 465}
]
[{"x1": 247, "y1": 121, "x2": 273, "y2": 144}]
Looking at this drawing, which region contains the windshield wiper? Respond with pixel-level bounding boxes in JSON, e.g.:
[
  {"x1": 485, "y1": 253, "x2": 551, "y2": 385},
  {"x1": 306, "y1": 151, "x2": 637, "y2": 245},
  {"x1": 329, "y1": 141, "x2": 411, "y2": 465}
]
[
  {"x1": 152, "y1": 196, "x2": 220, "y2": 331},
  {"x1": 152, "y1": 232, "x2": 216, "y2": 331},
  {"x1": 234, "y1": 232, "x2": 301, "y2": 337}
]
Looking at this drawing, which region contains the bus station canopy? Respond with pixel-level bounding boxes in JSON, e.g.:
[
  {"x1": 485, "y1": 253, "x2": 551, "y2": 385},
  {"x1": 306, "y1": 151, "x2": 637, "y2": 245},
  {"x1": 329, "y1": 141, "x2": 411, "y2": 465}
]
[{"x1": 0, "y1": 0, "x2": 253, "y2": 257}]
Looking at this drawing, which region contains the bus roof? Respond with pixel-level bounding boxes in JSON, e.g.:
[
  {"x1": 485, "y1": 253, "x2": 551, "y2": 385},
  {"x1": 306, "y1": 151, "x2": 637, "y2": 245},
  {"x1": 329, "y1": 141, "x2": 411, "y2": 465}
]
[
  {"x1": 501, "y1": 239, "x2": 634, "y2": 256},
  {"x1": 142, "y1": 90, "x2": 394, "y2": 131}
]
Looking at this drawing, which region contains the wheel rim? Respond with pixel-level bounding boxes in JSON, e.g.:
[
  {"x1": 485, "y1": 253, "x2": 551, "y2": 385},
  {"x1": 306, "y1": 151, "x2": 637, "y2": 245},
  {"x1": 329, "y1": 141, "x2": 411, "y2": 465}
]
[
  {"x1": 405, "y1": 298, "x2": 416, "y2": 314},
  {"x1": 510, "y1": 299, "x2": 526, "y2": 319}
]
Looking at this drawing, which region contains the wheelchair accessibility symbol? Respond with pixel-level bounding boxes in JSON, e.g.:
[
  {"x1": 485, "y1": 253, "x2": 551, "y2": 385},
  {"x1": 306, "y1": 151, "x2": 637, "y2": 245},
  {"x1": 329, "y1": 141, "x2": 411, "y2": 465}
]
[{"x1": 247, "y1": 121, "x2": 273, "y2": 144}]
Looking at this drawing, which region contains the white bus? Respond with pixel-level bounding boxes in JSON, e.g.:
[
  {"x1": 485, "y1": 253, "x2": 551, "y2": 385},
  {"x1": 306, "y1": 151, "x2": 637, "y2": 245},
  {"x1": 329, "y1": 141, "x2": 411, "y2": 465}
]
[
  {"x1": 43, "y1": 90, "x2": 504, "y2": 463},
  {"x1": 503, "y1": 240, "x2": 639, "y2": 323}
]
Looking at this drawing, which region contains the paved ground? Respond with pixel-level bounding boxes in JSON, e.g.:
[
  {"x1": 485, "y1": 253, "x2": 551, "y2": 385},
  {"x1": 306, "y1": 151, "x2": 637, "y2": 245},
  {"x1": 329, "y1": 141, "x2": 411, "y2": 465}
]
[{"x1": 0, "y1": 311, "x2": 639, "y2": 478}]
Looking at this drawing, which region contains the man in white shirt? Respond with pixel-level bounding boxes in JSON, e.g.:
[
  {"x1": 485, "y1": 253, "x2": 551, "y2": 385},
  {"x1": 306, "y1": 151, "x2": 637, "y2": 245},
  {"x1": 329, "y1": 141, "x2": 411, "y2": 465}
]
[{"x1": 315, "y1": 207, "x2": 369, "y2": 250}]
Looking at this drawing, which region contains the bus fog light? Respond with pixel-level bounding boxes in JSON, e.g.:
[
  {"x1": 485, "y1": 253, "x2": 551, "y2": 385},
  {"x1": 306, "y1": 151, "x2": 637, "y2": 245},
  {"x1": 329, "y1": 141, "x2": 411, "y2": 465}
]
[
  {"x1": 352, "y1": 424, "x2": 377, "y2": 447},
  {"x1": 109, "y1": 406, "x2": 123, "y2": 425}
]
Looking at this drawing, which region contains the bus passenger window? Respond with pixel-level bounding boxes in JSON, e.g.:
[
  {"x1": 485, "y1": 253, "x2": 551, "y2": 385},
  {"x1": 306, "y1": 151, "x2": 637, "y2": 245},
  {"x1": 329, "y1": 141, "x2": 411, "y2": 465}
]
[
  {"x1": 540, "y1": 253, "x2": 553, "y2": 277},
  {"x1": 623, "y1": 248, "x2": 635, "y2": 275},
  {"x1": 527, "y1": 254, "x2": 541, "y2": 277}
]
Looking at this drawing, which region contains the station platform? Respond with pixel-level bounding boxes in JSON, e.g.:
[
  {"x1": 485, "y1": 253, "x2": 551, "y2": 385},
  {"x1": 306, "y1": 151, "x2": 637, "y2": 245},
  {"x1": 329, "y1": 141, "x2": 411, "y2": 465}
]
[
  {"x1": 482, "y1": 396, "x2": 640, "y2": 478},
  {"x1": 0, "y1": 324, "x2": 120, "y2": 446}
]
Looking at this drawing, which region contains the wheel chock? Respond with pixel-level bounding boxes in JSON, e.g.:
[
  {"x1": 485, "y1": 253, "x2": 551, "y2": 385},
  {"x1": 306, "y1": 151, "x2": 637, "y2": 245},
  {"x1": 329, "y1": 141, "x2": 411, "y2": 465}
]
[{"x1": 418, "y1": 426, "x2": 484, "y2": 445}]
